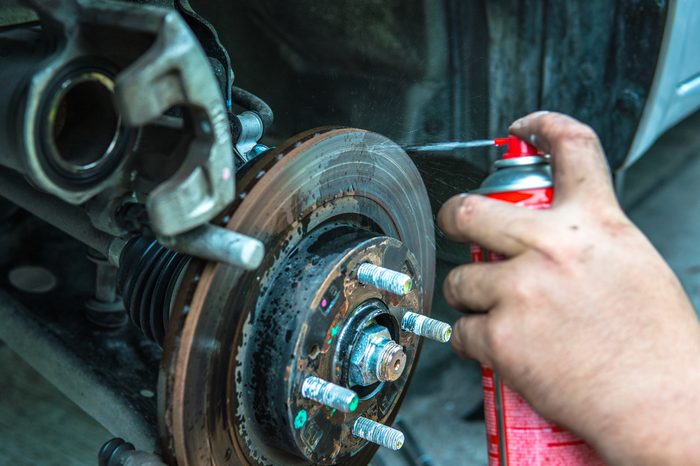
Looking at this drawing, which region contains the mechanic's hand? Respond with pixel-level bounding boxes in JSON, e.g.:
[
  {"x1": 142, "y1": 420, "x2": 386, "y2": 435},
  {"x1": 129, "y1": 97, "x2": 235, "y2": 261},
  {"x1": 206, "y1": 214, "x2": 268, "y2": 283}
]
[{"x1": 438, "y1": 112, "x2": 700, "y2": 465}]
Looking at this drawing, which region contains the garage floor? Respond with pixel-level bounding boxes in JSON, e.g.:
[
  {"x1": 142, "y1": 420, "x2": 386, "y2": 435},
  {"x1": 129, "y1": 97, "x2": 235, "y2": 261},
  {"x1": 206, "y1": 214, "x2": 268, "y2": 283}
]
[{"x1": 1, "y1": 109, "x2": 699, "y2": 466}]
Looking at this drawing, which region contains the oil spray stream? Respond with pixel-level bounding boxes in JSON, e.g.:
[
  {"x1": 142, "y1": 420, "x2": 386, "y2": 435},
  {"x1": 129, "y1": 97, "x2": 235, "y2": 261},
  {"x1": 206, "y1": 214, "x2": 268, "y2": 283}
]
[{"x1": 403, "y1": 139, "x2": 496, "y2": 153}]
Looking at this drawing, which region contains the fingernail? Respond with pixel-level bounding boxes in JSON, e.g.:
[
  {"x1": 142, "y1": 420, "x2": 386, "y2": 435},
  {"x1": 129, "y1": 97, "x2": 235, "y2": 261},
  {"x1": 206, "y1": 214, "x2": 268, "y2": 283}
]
[
  {"x1": 458, "y1": 195, "x2": 475, "y2": 214},
  {"x1": 510, "y1": 110, "x2": 550, "y2": 131},
  {"x1": 529, "y1": 134, "x2": 537, "y2": 145},
  {"x1": 510, "y1": 118, "x2": 525, "y2": 130}
]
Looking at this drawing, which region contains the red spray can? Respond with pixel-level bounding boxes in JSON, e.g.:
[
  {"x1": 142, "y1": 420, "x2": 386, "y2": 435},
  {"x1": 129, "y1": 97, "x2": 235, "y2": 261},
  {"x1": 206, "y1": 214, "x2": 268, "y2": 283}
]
[{"x1": 471, "y1": 136, "x2": 604, "y2": 466}]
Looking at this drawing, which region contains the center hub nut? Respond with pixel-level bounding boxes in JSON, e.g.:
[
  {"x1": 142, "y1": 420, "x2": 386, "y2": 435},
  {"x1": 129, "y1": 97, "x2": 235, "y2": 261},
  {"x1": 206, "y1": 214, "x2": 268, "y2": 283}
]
[
  {"x1": 243, "y1": 225, "x2": 424, "y2": 465},
  {"x1": 349, "y1": 322, "x2": 407, "y2": 387}
]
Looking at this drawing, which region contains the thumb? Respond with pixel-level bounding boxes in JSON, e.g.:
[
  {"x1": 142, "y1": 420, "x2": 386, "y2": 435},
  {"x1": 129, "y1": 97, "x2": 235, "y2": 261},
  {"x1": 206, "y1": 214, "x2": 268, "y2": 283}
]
[{"x1": 509, "y1": 111, "x2": 616, "y2": 207}]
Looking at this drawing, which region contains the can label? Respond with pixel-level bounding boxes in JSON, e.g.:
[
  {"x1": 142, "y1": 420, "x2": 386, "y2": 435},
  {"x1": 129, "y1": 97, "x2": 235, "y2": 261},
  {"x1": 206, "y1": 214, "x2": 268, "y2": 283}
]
[
  {"x1": 483, "y1": 367, "x2": 603, "y2": 465},
  {"x1": 475, "y1": 187, "x2": 603, "y2": 466}
]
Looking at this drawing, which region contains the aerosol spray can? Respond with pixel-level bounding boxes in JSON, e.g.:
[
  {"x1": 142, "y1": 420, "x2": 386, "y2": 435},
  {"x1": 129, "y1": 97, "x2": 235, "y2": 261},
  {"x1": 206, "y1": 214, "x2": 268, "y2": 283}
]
[{"x1": 471, "y1": 136, "x2": 604, "y2": 466}]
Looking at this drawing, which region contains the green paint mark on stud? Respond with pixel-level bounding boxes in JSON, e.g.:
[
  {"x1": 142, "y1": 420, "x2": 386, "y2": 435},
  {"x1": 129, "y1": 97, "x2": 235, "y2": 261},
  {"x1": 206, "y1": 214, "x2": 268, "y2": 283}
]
[
  {"x1": 349, "y1": 397, "x2": 359, "y2": 412},
  {"x1": 404, "y1": 279, "x2": 413, "y2": 294},
  {"x1": 294, "y1": 409, "x2": 307, "y2": 429}
]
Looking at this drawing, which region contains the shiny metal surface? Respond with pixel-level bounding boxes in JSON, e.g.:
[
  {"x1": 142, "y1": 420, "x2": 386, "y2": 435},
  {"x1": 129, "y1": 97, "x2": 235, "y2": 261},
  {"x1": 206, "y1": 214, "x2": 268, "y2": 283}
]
[
  {"x1": 357, "y1": 263, "x2": 414, "y2": 296},
  {"x1": 473, "y1": 158, "x2": 552, "y2": 195},
  {"x1": 301, "y1": 377, "x2": 359, "y2": 413},
  {"x1": 349, "y1": 323, "x2": 406, "y2": 387},
  {"x1": 401, "y1": 312, "x2": 452, "y2": 343},
  {"x1": 161, "y1": 223, "x2": 264, "y2": 270},
  {"x1": 235, "y1": 111, "x2": 265, "y2": 161},
  {"x1": 352, "y1": 417, "x2": 404, "y2": 451}
]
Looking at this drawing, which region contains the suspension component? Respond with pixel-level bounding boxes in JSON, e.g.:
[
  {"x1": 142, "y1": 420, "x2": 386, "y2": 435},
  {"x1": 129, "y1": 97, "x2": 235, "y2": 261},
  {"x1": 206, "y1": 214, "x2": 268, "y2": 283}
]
[
  {"x1": 85, "y1": 251, "x2": 127, "y2": 328},
  {"x1": 99, "y1": 438, "x2": 167, "y2": 466},
  {"x1": 116, "y1": 237, "x2": 190, "y2": 345}
]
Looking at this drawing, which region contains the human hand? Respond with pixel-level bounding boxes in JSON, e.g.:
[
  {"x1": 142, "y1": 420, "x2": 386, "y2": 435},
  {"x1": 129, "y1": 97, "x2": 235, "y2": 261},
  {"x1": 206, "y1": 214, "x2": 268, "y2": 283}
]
[{"x1": 438, "y1": 112, "x2": 700, "y2": 465}]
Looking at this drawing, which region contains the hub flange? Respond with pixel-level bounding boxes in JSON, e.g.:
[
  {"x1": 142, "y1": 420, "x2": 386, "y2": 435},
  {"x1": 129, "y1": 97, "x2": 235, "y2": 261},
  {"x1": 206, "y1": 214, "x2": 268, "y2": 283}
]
[{"x1": 249, "y1": 231, "x2": 421, "y2": 464}]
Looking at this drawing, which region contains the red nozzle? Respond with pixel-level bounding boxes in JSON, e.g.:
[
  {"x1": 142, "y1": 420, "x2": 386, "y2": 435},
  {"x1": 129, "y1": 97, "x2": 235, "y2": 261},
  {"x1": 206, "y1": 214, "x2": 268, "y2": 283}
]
[{"x1": 493, "y1": 136, "x2": 540, "y2": 159}]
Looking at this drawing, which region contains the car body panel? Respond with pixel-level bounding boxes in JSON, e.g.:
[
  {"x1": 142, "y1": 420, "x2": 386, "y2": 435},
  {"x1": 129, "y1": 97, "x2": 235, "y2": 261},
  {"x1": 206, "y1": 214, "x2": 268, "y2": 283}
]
[{"x1": 627, "y1": 0, "x2": 700, "y2": 166}]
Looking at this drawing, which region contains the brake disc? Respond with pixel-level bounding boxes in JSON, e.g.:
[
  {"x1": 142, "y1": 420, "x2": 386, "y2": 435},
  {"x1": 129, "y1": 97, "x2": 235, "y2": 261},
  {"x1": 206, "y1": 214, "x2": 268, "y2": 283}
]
[{"x1": 160, "y1": 128, "x2": 435, "y2": 465}]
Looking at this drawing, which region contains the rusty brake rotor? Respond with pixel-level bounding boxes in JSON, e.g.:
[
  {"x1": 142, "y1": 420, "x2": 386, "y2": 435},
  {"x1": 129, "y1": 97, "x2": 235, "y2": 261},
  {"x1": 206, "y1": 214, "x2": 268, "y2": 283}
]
[{"x1": 160, "y1": 128, "x2": 435, "y2": 466}]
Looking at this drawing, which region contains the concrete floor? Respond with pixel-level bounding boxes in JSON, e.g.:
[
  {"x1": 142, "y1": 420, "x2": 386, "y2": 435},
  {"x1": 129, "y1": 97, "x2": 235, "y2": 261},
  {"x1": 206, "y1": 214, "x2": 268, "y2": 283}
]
[
  {"x1": 0, "y1": 346, "x2": 112, "y2": 466},
  {"x1": 1, "y1": 109, "x2": 700, "y2": 466}
]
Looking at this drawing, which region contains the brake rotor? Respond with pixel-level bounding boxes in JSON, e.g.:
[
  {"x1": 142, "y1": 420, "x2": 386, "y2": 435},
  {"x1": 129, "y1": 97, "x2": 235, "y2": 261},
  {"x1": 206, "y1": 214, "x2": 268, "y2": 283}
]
[{"x1": 160, "y1": 128, "x2": 435, "y2": 465}]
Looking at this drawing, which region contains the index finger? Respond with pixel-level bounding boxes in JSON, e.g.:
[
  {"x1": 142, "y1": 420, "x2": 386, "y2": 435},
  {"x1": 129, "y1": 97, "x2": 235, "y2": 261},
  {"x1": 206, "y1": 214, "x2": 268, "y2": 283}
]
[{"x1": 509, "y1": 112, "x2": 617, "y2": 207}]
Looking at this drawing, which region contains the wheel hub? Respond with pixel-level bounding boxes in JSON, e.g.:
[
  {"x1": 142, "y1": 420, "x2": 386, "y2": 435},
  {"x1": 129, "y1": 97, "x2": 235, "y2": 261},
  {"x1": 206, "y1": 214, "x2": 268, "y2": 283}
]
[{"x1": 248, "y1": 231, "x2": 422, "y2": 464}]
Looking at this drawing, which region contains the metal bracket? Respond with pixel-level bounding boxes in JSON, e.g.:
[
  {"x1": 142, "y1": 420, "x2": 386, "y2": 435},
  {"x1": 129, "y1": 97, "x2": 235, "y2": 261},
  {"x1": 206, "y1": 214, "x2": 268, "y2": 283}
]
[
  {"x1": 20, "y1": 0, "x2": 235, "y2": 238},
  {"x1": 111, "y1": 5, "x2": 234, "y2": 237}
]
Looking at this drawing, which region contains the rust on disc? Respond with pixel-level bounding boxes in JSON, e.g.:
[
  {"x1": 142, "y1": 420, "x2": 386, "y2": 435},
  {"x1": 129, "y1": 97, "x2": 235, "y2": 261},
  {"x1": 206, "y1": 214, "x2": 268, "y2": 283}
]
[{"x1": 160, "y1": 128, "x2": 435, "y2": 466}]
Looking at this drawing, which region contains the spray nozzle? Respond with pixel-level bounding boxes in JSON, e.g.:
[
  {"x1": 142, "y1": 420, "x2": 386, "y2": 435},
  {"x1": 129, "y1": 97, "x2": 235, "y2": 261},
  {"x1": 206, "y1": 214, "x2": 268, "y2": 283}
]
[{"x1": 493, "y1": 136, "x2": 540, "y2": 159}]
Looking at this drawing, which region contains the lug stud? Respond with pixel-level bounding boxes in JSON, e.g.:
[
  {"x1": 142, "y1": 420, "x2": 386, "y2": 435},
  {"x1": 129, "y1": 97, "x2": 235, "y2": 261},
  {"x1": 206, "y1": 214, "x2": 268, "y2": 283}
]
[
  {"x1": 401, "y1": 311, "x2": 452, "y2": 342},
  {"x1": 352, "y1": 417, "x2": 405, "y2": 450},
  {"x1": 301, "y1": 376, "x2": 359, "y2": 413},
  {"x1": 356, "y1": 263, "x2": 413, "y2": 296}
]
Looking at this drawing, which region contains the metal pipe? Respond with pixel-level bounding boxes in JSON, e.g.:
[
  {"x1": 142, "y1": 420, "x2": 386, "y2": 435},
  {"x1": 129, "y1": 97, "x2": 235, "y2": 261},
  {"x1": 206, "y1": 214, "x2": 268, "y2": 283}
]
[{"x1": 0, "y1": 167, "x2": 116, "y2": 258}]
